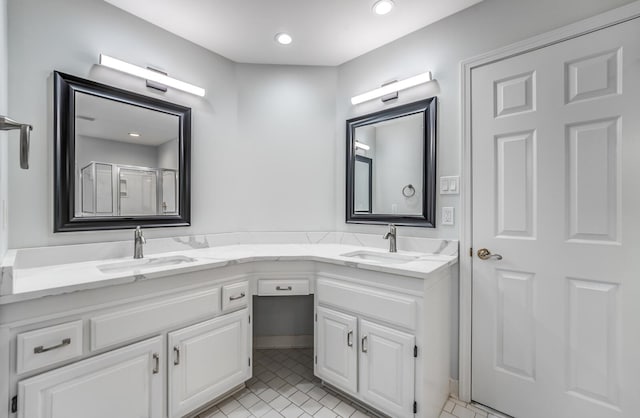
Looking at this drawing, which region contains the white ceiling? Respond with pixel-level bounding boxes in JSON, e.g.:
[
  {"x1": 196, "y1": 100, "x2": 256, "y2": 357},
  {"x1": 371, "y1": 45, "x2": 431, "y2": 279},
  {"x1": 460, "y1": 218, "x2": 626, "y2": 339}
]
[
  {"x1": 104, "y1": 0, "x2": 483, "y2": 66},
  {"x1": 75, "y1": 92, "x2": 178, "y2": 146}
]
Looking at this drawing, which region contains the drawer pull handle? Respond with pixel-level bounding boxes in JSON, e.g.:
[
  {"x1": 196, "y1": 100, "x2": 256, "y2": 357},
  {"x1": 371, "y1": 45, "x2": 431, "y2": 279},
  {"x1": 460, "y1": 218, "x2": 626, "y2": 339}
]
[
  {"x1": 361, "y1": 336, "x2": 368, "y2": 353},
  {"x1": 173, "y1": 346, "x2": 180, "y2": 365},
  {"x1": 276, "y1": 286, "x2": 292, "y2": 291},
  {"x1": 229, "y1": 292, "x2": 246, "y2": 301},
  {"x1": 34, "y1": 338, "x2": 71, "y2": 354},
  {"x1": 152, "y1": 353, "x2": 160, "y2": 374},
  {"x1": 347, "y1": 331, "x2": 353, "y2": 347}
]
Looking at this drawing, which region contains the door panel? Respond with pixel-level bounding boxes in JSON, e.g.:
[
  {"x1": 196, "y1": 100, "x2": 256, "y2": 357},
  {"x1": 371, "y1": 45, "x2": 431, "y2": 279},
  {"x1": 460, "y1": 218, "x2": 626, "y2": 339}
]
[
  {"x1": 168, "y1": 309, "x2": 250, "y2": 418},
  {"x1": 359, "y1": 319, "x2": 414, "y2": 418},
  {"x1": 18, "y1": 337, "x2": 162, "y2": 418},
  {"x1": 471, "y1": 17, "x2": 640, "y2": 418},
  {"x1": 315, "y1": 306, "x2": 358, "y2": 393}
]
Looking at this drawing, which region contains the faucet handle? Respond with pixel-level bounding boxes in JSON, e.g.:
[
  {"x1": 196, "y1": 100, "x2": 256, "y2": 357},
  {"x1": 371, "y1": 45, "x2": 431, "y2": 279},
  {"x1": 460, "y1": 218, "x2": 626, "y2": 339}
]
[{"x1": 388, "y1": 223, "x2": 396, "y2": 232}]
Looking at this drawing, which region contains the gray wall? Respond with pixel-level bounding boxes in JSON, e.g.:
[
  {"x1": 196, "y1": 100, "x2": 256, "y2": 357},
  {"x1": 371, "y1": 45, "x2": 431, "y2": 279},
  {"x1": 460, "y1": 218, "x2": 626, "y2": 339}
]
[
  {"x1": 0, "y1": 0, "x2": 6, "y2": 259},
  {"x1": 253, "y1": 296, "x2": 314, "y2": 337},
  {"x1": 76, "y1": 135, "x2": 159, "y2": 170},
  {"x1": 335, "y1": 0, "x2": 635, "y2": 240},
  {"x1": 7, "y1": 0, "x2": 337, "y2": 248},
  {"x1": 334, "y1": 0, "x2": 634, "y2": 379}
]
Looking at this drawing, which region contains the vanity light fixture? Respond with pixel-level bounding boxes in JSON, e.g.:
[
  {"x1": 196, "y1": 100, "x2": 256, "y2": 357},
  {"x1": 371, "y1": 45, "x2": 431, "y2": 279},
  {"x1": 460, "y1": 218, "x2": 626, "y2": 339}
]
[
  {"x1": 275, "y1": 32, "x2": 293, "y2": 45},
  {"x1": 351, "y1": 71, "x2": 433, "y2": 105},
  {"x1": 355, "y1": 141, "x2": 370, "y2": 151},
  {"x1": 99, "y1": 54, "x2": 206, "y2": 97},
  {"x1": 372, "y1": 0, "x2": 394, "y2": 15}
]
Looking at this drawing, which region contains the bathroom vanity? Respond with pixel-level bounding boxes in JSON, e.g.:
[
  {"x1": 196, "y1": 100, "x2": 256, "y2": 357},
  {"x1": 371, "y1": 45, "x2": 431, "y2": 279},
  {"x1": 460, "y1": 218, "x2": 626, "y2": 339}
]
[{"x1": 0, "y1": 240, "x2": 456, "y2": 418}]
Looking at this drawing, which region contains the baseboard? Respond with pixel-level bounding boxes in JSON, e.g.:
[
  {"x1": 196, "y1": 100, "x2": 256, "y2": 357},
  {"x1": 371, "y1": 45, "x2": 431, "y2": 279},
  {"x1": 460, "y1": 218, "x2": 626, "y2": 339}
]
[
  {"x1": 449, "y1": 378, "x2": 459, "y2": 397},
  {"x1": 254, "y1": 335, "x2": 313, "y2": 349}
]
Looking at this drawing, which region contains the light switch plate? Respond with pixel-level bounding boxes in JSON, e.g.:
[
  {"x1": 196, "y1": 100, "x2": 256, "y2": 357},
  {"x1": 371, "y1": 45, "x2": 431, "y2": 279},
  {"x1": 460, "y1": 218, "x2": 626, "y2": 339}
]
[
  {"x1": 440, "y1": 176, "x2": 459, "y2": 194},
  {"x1": 441, "y1": 207, "x2": 454, "y2": 225}
]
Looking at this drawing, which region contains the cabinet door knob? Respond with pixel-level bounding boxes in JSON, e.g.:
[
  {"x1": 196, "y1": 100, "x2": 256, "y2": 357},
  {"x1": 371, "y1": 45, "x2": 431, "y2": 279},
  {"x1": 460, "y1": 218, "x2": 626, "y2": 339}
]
[
  {"x1": 173, "y1": 346, "x2": 180, "y2": 365},
  {"x1": 361, "y1": 336, "x2": 368, "y2": 353},
  {"x1": 347, "y1": 331, "x2": 353, "y2": 347}
]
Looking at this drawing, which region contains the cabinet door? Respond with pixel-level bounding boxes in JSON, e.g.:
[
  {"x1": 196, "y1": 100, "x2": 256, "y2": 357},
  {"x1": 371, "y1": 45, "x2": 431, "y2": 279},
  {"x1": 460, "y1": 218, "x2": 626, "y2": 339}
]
[
  {"x1": 315, "y1": 306, "x2": 358, "y2": 393},
  {"x1": 18, "y1": 336, "x2": 162, "y2": 418},
  {"x1": 359, "y1": 319, "x2": 415, "y2": 418},
  {"x1": 168, "y1": 309, "x2": 250, "y2": 418}
]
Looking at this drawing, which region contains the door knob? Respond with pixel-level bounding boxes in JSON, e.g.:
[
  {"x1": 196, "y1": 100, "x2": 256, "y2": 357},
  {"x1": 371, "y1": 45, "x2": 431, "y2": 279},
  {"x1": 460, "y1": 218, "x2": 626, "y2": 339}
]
[{"x1": 477, "y1": 248, "x2": 503, "y2": 260}]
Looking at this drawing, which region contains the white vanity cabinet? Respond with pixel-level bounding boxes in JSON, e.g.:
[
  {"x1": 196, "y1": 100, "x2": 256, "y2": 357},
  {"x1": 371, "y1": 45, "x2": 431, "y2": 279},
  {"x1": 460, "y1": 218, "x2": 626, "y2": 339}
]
[
  {"x1": 314, "y1": 269, "x2": 451, "y2": 418},
  {"x1": 315, "y1": 306, "x2": 358, "y2": 393},
  {"x1": 168, "y1": 308, "x2": 251, "y2": 418},
  {"x1": 359, "y1": 319, "x2": 415, "y2": 418},
  {"x1": 17, "y1": 336, "x2": 163, "y2": 418},
  {"x1": 316, "y1": 305, "x2": 416, "y2": 418}
]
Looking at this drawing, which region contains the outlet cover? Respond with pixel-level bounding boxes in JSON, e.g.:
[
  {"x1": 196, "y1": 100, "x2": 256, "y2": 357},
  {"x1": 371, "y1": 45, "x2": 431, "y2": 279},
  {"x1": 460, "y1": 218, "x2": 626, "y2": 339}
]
[{"x1": 441, "y1": 207, "x2": 454, "y2": 225}]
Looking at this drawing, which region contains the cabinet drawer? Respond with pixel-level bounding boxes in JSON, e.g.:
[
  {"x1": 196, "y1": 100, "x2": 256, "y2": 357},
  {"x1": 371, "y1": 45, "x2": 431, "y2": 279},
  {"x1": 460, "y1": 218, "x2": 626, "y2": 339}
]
[
  {"x1": 17, "y1": 320, "x2": 83, "y2": 374},
  {"x1": 91, "y1": 287, "x2": 220, "y2": 351},
  {"x1": 317, "y1": 278, "x2": 417, "y2": 330},
  {"x1": 258, "y1": 279, "x2": 309, "y2": 296},
  {"x1": 222, "y1": 281, "x2": 249, "y2": 311}
]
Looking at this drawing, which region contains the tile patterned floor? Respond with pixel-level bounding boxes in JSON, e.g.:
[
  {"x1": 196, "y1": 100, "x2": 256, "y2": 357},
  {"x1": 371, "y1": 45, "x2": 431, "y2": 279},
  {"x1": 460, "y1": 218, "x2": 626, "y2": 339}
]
[{"x1": 196, "y1": 348, "x2": 502, "y2": 418}]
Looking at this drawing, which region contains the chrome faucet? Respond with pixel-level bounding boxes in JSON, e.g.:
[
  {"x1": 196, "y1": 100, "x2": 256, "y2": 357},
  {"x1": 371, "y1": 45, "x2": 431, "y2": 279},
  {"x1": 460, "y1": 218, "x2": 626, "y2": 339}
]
[
  {"x1": 133, "y1": 226, "x2": 146, "y2": 259},
  {"x1": 383, "y1": 224, "x2": 397, "y2": 253}
]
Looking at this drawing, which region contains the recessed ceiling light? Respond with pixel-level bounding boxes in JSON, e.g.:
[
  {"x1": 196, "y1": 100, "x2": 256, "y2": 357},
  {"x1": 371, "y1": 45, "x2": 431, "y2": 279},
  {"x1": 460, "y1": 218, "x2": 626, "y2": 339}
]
[
  {"x1": 275, "y1": 32, "x2": 293, "y2": 45},
  {"x1": 128, "y1": 132, "x2": 141, "y2": 137},
  {"x1": 372, "y1": 0, "x2": 394, "y2": 15}
]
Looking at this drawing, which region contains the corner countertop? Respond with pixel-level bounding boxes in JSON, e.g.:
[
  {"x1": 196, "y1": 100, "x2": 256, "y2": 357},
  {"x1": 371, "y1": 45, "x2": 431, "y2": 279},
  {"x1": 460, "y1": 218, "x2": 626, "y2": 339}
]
[{"x1": 0, "y1": 243, "x2": 458, "y2": 305}]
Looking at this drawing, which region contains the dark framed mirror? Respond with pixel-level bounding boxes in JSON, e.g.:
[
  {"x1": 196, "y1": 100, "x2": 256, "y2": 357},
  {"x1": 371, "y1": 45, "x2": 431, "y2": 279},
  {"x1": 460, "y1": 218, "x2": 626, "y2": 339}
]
[
  {"x1": 54, "y1": 71, "x2": 191, "y2": 232},
  {"x1": 346, "y1": 98, "x2": 437, "y2": 227}
]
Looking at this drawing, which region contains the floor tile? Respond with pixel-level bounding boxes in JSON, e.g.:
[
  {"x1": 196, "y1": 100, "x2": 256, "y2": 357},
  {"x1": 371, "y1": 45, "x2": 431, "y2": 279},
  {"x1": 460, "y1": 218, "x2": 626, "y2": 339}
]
[
  {"x1": 281, "y1": 403, "x2": 304, "y2": 418},
  {"x1": 289, "y1": 390, "x2": 310, "y2": 406},
  {"x1": 452, "y1": 404, "x2": 476, "y2": 418},
  {"x1": 314, "y1": 406, "x2": 338, "y2": 418},
  {"x1": 219, "y1": 398, "x2": 241, "y2": 415},
  {"x1": 306, "y1": 386, "x2": 327, "y2": 401},
  {"x1": 319, "y1": 393, "x2": 340, "y2": 410},
  {"x1": 259, "y1": 388, "x2": 280, "y2": 403},
  {"x1": 269, "y1": 395, "x2": 292, "y2": 412},
  {"x1": 333, "y1": 401, "x2": 355, "y2": 418},
  {"x1": 238, "y1": 392, "x2": 261, "y2": 409},
  {"x1": 300, "y1": 398, "x2": 322, "y2": 415},
  {"x1": 248, "y1": 400, "x2": 272, "y2": 417}
]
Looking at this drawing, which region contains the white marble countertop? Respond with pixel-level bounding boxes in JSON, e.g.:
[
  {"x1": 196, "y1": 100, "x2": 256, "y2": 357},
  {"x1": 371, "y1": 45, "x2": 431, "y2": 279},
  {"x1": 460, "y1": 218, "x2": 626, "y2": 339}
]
[{"x1": 0, "y1": 242, "x2": 457, "y2": 305}]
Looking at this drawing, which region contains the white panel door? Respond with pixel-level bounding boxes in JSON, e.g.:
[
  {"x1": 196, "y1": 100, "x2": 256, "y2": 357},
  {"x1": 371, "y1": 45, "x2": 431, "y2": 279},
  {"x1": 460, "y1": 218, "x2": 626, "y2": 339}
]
[
  {"x1": 18, "y1": 336, "x2": 162, "y2": 418},
  {"x1": 359, "y1": 319, "x2": 415, "y2": 418},
  {"x1": 471, "y1": 17, "x2": 640, "y2": 418},
  {"x1": 315, "y1": 306, "x2": 358, "y2": 393},
  {"x1": 168, "y1": 309, "x2": 250, "y2": 418}
]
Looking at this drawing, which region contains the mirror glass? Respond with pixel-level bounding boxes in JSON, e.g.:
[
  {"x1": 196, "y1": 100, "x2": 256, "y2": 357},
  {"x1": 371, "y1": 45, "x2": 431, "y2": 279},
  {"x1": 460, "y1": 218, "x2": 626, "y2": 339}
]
[
  {"x1": 74, "y1": 92, "x2": 179, "y2": 217},
  {"x1": 54, "y1": 71, "x2": 191, "y2": 232},
  {"x1": 346, "y1": 98, "x2": 437, "y2": 227}
]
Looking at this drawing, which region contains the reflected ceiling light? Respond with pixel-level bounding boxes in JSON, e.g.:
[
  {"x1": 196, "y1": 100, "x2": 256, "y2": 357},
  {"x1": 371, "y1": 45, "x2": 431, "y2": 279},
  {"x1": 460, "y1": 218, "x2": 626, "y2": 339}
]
[
  {"x1": 355, "y1": 141, "x2": 370, "y2": 151},
  {"x1": 351, "y1": 71, "x2": 433, "y2": 105},
  {"x1": 275, "y1": 33, "x2": 293, "y2": 45},
  {"x1": 99, "y1": 54, "x2": 206, "y2": 97},
  {"x1": 128, "y1": 132, "x2": 141, "y2": 137},
  {"x1": 372, "y1": 0, "x2": 394, "y2": 15}
]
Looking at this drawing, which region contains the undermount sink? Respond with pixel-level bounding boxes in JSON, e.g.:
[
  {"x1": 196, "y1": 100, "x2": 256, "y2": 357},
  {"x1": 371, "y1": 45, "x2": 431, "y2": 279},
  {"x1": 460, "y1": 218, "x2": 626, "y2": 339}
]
[
  {"x1": 340, "y1": 250, "x2": 420, "y2": 264},
  {"x1": 97, "y1": 255, "x2": 198, "y2": 274}
]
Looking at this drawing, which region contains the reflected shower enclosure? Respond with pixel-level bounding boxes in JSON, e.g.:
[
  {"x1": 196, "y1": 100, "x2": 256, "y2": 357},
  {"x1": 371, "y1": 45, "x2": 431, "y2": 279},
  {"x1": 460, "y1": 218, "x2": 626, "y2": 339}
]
[{"x1": 80, "y1": 162, "x2": 178, "y2": 217}]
